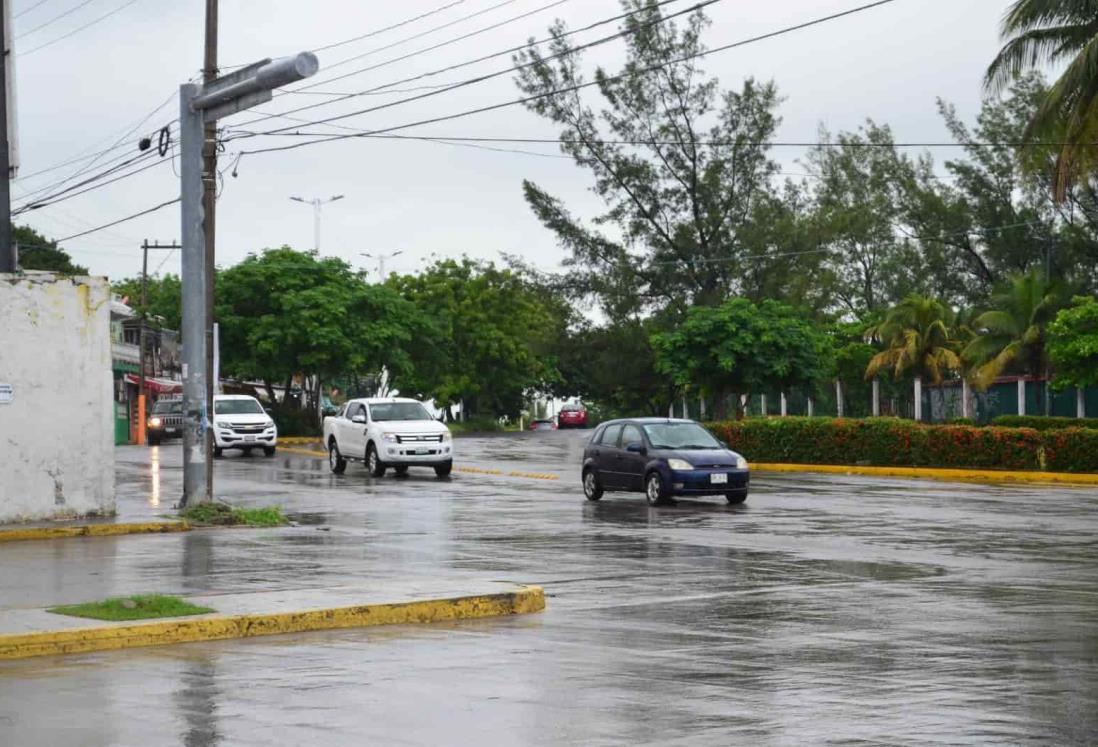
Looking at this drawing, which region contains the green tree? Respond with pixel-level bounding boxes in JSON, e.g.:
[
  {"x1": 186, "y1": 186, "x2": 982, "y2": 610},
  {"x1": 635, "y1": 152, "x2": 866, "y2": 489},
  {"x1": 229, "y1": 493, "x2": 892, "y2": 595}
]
[
  {"x1": 985, "y1": 0, "x2": 1098, "y2": 198},
  {"x1": 1048, "y1": 295, "x2": 1098, "y2": 390},
  {"x1": 392, "y1": 259, "x2": 558, "y2": 419},
  {"x1": 218, "y1": 247, "x2": 420, "y2": 421},
  {"x1": 14, "y1": 225, "x2": 87, "y2": 275},
  {"x1": 110, "y1": 274, "x2": 184, "y2": 331},
  {"x1": 652, "y1": 299, "x2": 832, "y2": 419},
  {"x1": 866, "y1": 296, "x2": 961, "y2": 413},
  {"x1": 514, "y1": 0, "x2": 784, "y2": 315},
  {"x1": 962, "y1": 269, "x2": 1069, "y2": 390}
]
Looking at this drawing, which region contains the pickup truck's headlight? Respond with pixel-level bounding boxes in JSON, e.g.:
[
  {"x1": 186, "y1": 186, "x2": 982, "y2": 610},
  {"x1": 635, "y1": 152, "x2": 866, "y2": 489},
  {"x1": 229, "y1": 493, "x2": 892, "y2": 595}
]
[
  {"x1": 216, "y1": 420, "x2": 230, "y2": 429},
  {"x1": 441, "y1": 431, "x2": 452, "y2": 442},
  {"x1": 667, "y1": 458, "x2": 694, "y2": 471},
  {"x1": 382, "y1": 433, "x2": 398, "y2": 443},
  {"x1": 736, "y1": 455, "x2": 749, "y2": 470}
]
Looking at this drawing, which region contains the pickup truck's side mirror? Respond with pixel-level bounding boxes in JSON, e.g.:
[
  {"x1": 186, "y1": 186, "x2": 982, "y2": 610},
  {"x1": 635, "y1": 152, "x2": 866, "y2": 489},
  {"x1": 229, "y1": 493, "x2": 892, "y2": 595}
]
[{"x1": 351, "y1": 414, "x2": 367, "y2": 424}]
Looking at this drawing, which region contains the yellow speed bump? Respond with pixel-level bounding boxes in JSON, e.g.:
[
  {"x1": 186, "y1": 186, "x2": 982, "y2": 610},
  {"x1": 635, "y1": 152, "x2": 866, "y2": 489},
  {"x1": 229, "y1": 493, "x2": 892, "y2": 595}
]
[
  {"x1": 0, "y1": 586, "x2": 546, "y2": 660},
  {"x1": 750, "y1": 462, "x2": 1098, "y2": 486},
  {"x1": 0, "y1": 521, "x2": 189, "y2": 544}
]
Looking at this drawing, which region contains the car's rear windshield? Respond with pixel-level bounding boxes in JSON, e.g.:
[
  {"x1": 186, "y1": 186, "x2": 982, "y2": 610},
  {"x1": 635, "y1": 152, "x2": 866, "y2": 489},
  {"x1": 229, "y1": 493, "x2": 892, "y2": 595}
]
[
  {"x1": 214, "y1": 399, "x2": 264, "y2": 415},
  {"x1": 643, "y1": 423, "x2": 722, "y2": 450},
  {"x1": 152, "y1": 400, "x2": 182, "y2": 414},
  {"x1": 371, "y1": 402, "x2": 432, "y2": 422},
  {"x1": 561, "y1": 404, "x2": 583, "y2": 411}
]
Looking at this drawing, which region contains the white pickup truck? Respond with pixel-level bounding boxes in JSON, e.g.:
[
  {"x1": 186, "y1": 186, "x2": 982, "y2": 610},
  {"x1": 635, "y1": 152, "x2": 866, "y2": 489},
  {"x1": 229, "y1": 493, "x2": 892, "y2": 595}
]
[{"x1": 323, "y1": 397, "x2": 453, "y2": 477}]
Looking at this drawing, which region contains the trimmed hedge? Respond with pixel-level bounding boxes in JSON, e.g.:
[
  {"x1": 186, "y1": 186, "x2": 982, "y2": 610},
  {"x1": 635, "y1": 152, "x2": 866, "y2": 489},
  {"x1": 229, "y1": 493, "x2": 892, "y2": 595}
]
[
  {"x1": 705, "y1": 417, "x2": 1098, "y2": 473},
  {"x1": 991, "y1": 415, "x2": 1098, "y2": 431}
]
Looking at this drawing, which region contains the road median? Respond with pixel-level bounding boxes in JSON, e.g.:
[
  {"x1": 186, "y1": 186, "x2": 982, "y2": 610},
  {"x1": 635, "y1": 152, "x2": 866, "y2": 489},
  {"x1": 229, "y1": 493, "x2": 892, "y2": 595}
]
[
  {"x1": 0, "y1": 521, "x2": 189, "y2": 544},
  {"x1": 0, "y1": 583, "x2": 545, "y2": 660}
]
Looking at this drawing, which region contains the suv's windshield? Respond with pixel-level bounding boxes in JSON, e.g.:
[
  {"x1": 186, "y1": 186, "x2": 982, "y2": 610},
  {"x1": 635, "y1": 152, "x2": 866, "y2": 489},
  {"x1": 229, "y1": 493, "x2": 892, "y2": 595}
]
[
  {"x1": 214, "y1": 399, "x2": 265, "y2": 415},
  {"x1": 152, "y1": 400, "x2": 183, "y2": 415},
  {"x1": 643, "y1": 423, "x2": 723, "y2": 450},
  {"x1": 370, "y1": 402, "x2": 432, "y2": 422}
]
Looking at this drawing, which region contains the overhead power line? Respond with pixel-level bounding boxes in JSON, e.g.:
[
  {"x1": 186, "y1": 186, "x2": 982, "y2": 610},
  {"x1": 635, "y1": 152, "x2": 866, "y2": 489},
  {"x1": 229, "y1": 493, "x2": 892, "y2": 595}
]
[
  {"x1": 20, "y1": 0, "x2": 143, "y2": 56},
  {"x1": 14, "y1": 0, "x2": 96, "y2": 39},
  {"x1": 312, "y1": 0, "x2": 468, "y2": 54},
  {"x1": 14, "y1": 0, "x2": 58, "y2": 20},
  {"x1": 234, "y1": 0, "x2": 723, "y2": 140},
  {"x1": 239, "y1": 0, "x2": 694, "y2": 129},
  {"x1": 227, "y1": 1, "x2": 908, "y2": 160},
  {"x1": 53, "y1": 198, "x2": 180, "y2": 242}
]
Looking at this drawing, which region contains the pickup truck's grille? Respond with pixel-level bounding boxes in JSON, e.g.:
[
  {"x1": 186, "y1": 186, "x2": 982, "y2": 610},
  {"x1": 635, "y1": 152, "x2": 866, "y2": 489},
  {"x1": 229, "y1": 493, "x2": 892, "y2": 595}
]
[
  {"x1": 396, "y1": 434, "x2": 443, "y2": 444},
  {"x1": 229, "y1": 423, "x2": 267, "y2": 434}
]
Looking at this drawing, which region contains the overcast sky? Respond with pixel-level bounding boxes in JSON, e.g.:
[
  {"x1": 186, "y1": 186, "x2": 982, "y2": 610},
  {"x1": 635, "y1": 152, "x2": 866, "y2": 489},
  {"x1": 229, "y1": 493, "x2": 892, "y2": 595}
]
[{"x1": 10, "y1": 0, "x2": 1015, "y2": 282}]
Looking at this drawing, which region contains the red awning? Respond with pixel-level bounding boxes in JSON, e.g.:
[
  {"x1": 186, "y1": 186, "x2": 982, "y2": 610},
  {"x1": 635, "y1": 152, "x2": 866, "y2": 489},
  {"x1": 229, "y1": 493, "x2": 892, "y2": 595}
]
[{"x1": 123, "y1": 374, "x2": 183, "y2": 394}]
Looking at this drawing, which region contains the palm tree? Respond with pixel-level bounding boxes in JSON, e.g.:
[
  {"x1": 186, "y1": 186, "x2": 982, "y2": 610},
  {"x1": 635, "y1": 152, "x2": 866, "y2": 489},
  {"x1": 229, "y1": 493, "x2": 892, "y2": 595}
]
[
  {"x1": 866, "y1": 295, "x2": 962, "y2": 421},
  {"x1": 963, "y1": 269, "x2": 1068, "y2": 393},
  {"x1": 985, "y1": 0, "x2": 1098, "y2": 199}
]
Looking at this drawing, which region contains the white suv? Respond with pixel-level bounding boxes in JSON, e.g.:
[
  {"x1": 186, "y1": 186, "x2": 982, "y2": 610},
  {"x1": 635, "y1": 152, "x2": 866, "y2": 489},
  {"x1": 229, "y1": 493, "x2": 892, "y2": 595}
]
[
  {"x1": 323, "y1": 397, "x2": 452, "y2": 477},
  {"x1": 212, "y1": 394, "x2": 278, "y2": 457}
]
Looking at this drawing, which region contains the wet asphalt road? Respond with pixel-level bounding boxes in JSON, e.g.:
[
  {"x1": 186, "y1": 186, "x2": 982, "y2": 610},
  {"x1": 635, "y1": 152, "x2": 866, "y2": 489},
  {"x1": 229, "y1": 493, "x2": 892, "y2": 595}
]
[{"x1": 2, "y1": 430, "x2": 1098, "y2": 745}]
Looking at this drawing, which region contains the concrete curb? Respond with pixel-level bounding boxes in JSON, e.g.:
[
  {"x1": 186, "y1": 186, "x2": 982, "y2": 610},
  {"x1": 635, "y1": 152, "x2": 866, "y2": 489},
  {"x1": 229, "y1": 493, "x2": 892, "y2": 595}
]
[
  {"x1": 751, "y1": 462, "x2": 1098, "y2": 486},
  {"x1": 0, "y1": 521, "x2": 189, "y2": 544},
  {"x1": 0, "y1": 586, "x2": 545, "y2": 660}
]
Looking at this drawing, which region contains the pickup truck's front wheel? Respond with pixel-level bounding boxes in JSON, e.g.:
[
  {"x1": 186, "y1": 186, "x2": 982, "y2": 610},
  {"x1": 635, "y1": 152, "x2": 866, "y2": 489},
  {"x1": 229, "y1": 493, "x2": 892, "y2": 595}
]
[
  {"x1": 328, "y1": 440, "x2": 347, "y2": 474},
  {"x1": 366, "y1": 443, "x2": 386, "y2": 477}
]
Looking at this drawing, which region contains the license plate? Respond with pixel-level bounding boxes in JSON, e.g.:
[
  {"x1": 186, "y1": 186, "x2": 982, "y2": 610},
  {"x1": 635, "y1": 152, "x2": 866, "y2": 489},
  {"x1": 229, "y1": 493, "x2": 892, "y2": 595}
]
[
  {"x1": 710, "y1": 473, "x2": 728, "y2": 484},
  {"x1": 244, "y1": 435, "x2": 257, "y2": 443},
  {"x1": 415, "y1": 448, "x2": 430, "y2": 455},
  {"x1": 165, "y1": 428, "x2": 178, "y2": 434}
]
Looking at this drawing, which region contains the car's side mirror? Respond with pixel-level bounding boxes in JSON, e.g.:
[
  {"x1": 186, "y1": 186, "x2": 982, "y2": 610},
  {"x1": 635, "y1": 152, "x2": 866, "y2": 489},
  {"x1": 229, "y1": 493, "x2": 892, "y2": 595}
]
[
  {"x1": 351, "y1": 414, "x2": 367, "y2": 424},
  {"x1": 626, "y1": 442, "x2": 645, "y2": 454},
  {"x1": 719, "y1": 440, "x2": 728, "y2": 448}
]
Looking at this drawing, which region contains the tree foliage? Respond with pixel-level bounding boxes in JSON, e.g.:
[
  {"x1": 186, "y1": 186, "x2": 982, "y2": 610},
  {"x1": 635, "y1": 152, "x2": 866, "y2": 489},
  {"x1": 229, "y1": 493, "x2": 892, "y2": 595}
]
[
  {"x1": 14, "y1": 225, "x2": 87, "y2": 275},
  {"x1": 1047, "y1": 295, "x2": 1098, "y2": 390},
  {"x1": 111, "y1": 274, "x2": 183, "y2": 331},
  {"x1": 866, "y1": 295, "x2": 961, "y2": 385}
]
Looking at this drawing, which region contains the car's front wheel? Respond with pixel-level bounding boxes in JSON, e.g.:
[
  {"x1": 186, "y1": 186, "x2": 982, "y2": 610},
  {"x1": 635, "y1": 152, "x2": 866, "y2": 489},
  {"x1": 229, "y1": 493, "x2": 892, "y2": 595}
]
[
  {"x1": 264, "y1": 446, "x2": 276, "y2": 457},
  {"x1": 213, "y1": 446, "x2": 223, "y2": 458},
  {"x1": 725, "y1": 491, "x2": 748, "y2": 505},
  {"x1": 328, "y1": 441, "x2": 347, "y2": 474},
  {"x1": 582, "y1": 469, "x2": 603, "y2": 501},
  {"x1": 435, "y1": 461, "x2": 453, "y2": 478},
  {"x1": 367, "y1": 444, "x2": 386, "y2": 477},
  {"x1": 645, "y1": 472, "x2": 668, "y2": 506}
]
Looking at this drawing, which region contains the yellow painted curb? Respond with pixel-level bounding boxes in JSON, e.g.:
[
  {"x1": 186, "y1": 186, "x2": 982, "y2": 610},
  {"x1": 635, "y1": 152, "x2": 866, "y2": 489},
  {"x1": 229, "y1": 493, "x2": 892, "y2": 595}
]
[
  {"x1": 751, "y1": 462, "x2": 1098, "y2": 486},
  {"x1": 0, "y1": 521, "x2": 189, "y2": 544},
  {"x1": 0, "y1": 586, "x2": 546, "y2": 660},
  {"x1": 278, "y1": 437, "x2": 322, "y2": 445},
  {"x1": 280, "y1": 446, "x2": 328, "y2": 458}
]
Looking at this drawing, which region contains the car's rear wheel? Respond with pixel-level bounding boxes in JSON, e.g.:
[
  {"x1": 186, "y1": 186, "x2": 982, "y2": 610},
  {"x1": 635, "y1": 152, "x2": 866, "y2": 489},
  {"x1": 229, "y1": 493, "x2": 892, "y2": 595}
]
[
  {"x1": 328, "y1": 440, "x2": 347, "y2": 474},
  {"x1": 367, "y1": 444, "x2": 386, "y2": 477},
  {"x1": 582, "y1": 469, "x2": 603, "y2": 501},
  {"x1": 725, "y1": 491, "x2": 748, "y2": 505},
  {"x1": 435, "y1": 461, "x2": 452, "y2": 478},
  {"x1": 645, "y1": 472, "x2": 668, "y2": 506}
]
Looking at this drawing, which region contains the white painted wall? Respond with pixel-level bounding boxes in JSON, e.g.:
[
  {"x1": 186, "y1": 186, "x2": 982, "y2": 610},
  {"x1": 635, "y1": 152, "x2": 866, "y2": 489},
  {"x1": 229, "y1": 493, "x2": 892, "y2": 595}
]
[{"x1": 0, "y1": 274, "x2": 114, "y2": 522}]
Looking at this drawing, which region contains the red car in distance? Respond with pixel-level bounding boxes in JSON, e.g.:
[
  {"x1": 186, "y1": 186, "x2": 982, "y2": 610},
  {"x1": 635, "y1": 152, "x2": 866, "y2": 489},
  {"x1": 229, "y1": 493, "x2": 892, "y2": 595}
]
[{"x1": 557, "y1": 403, "x2": 588, "y2": 429}]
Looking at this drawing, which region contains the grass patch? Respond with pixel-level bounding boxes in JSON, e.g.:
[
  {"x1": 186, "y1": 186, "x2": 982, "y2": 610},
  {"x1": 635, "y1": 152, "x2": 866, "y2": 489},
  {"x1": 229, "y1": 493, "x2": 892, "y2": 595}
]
[
  {"x1": 48, "y1": 594, "x2": 215, "y2": 621},
  {"x1": 179, "y1": 503, "x2": 288, "y2": 527}
]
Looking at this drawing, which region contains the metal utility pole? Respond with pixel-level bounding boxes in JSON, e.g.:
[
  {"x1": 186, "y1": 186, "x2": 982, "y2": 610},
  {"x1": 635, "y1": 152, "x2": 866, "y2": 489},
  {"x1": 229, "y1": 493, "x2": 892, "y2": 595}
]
[
  {"x1": 290, "y1": 194, "x2": 344, "y2": 251},
  {"x1": 360, "y1": 250, "x2": 403, "y2": 282},
  {"x1": 179, "y1": 53, "x2": 319, "y2": 506},
  {"x1": 202, "y1": 0, "x2": 218, "y2": 498},
  {"x1": 137, "y1": 240, "x2": 182, "y2": 445},
  {"x1": 0, "y1": 0, "x2": 13, "y2": 273}
]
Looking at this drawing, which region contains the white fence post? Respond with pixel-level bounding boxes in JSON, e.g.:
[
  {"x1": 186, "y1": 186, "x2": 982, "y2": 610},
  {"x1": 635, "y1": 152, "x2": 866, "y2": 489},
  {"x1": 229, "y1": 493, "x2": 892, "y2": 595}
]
[
  {"x1": 807, "y1": 397, "x2": 815, "y2": 417},
  {"x1": 835, "y1": 380, "x2": 844, "y2": 418},
  {"x1": 914, "y1": 376, "x2": 923, "y2": 421},
  {"x1": 780, "y1": 391, "x2": 788, "y2": 417},
  {"x1": 1078, "y1": 387, "x2": 1085, "y2": 419},
  {"x1": 872, "y1": 379, "x2": 880, "y2": 417},
  {"x1": 962, "y1": 379, "x2": 971, "y2": 420},
  {"x1": 1017, "y1": 378, "x2": 1026, "y2": 416}
]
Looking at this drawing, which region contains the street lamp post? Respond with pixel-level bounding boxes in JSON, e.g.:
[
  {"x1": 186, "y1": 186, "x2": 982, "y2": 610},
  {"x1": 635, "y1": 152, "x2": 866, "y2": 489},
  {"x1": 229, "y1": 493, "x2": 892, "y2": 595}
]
[
  {"x1": 361, "y1": 250, "x2": 403, "y2": 282},
  {"x1": 290, "y1": 194, "x2": 344, "y2": 252}
]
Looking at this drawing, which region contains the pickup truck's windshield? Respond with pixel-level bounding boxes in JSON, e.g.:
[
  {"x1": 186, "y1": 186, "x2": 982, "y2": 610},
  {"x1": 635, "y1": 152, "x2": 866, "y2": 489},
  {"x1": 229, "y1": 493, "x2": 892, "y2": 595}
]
[
  {"x1": 370, "y1": 403, "x2": 432, "y2": 422},
  {"x1": 214, "y1": 399, "x2": 265, "y2": 415},
  {"x1": 643, "y1": 423, "x2": 722, "y2": 450},
  {"x1": 152, "y1": 400, "x2": 183, "y2": 414}
]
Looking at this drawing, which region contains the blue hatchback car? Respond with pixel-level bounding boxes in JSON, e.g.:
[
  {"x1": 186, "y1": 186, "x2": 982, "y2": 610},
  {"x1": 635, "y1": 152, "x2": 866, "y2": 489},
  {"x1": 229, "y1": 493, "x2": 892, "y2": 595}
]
[{"x1": 582, "y1": 418, "x2": 750, "y2": 505}]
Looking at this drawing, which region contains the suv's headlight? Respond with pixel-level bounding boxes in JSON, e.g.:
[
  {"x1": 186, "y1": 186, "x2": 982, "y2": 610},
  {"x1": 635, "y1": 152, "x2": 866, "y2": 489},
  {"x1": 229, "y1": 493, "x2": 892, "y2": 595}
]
[
  {"x1": 667, "y1": 458, "x2": 693, "y2": 471},
  {"x1": 148, "y1": 417, "x2": 162, "y2": 428},
  {"x1": 382, "y1": 433, "x2": 398, "y2": 443},
  {"x1": 736, "y1": 455, "x2": 749, "y2": 470}
]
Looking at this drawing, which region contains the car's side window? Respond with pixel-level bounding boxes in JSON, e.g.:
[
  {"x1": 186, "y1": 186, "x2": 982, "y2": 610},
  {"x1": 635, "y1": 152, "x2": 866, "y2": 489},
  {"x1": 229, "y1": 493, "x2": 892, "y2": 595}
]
[
  {"x1": 599, "y1": 424, "x2": 623, "y2": 448},
  {"x1": 350, "y1": 404, "x2": 365, "y2": 421},
  {"x1": 621, "y1": 424, "x2": 643, "y2": 450}
]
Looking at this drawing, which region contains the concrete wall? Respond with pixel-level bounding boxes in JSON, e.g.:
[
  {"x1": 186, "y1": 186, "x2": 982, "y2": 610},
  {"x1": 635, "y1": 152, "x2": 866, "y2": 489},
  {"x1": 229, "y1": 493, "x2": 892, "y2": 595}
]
[{"x1": 0, "y1": 273, "x2": 115, "y2": 522}]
